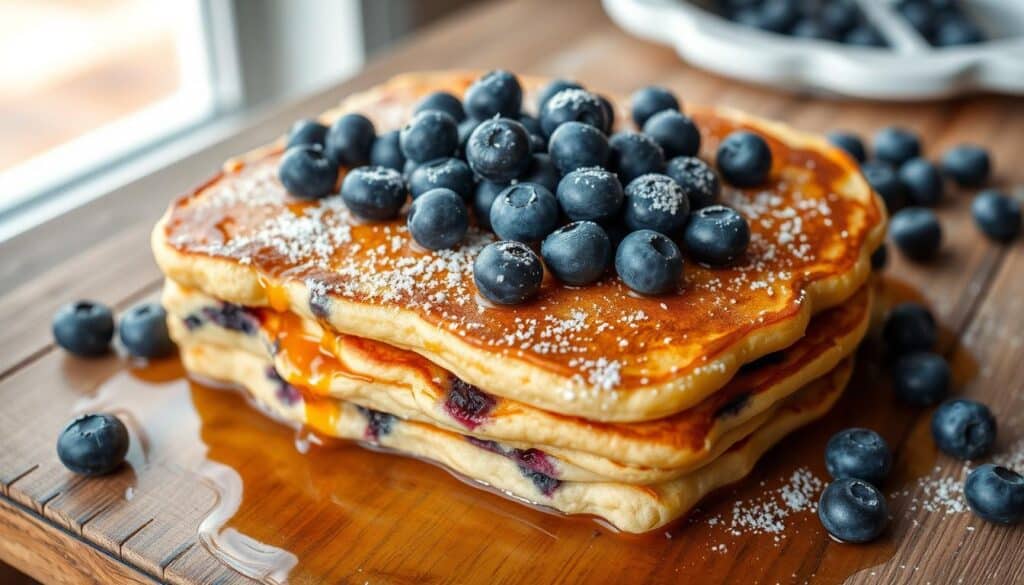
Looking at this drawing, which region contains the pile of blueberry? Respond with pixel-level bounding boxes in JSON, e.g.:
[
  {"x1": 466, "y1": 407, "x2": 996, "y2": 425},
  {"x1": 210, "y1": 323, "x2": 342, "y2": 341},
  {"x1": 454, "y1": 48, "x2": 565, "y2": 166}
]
[
  {"x1": 827, "y1": 126, "x2": 1020, "y2": 264},
  {"x1": 279, "y1": 70, "x2": 767, "y2": 305},
  {"x1": 896, "y1": 0, "x2": 986, "y2": 47},
  {"x1": 714, "y1": 0, "x2": 887, "y2": 47},
  {"x1": 818, "y1": 302, "x2": 1023, "y2": 543}
]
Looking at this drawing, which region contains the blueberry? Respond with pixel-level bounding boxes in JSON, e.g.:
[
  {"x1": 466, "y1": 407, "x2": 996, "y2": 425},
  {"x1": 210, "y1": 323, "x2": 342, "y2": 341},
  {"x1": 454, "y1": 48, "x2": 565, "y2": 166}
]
[
  {"x1": 119, "y1": 302, "x2": 174, "y2": 359},
  {"x1": 400, "y1": 110, "x2": 459, "y2": 163},
  {"x1": 965, "y1": 464, "x2": 1024, "y2": 525},
  {"x1": 890, "y1": 207, "x2": 942, "y2": 261},
  {"x1": 931, "y1": 399, "x2": 997, "y2": 460},
  {"x1": 844, "y1": 25, "x2": 887, "y2": 47},
  {"x1": 466, "y1": 118, "x2": 532, "y2": 182},
  {"x1": 898, "y1": 157, "x2": 944, "y2": 206},
  {"x1": 630, "y1": 86, "x2": 680, "y2": 128},
  {"x1": 52, "y1": 301, "x2": 114, "y2": 357},
  {"x1": 536, "y1": 79, "x2": 583, "y2": 114},
  {"x1": 883, "y1": 302, "x2": 937, "y2": 355},
  {"x1": 278, "y1": 145, "x2": 338, "y2": 200},
  {"x1": 825, "y1": 428, "x2": 893, "y2": 485},
  {"x1": 409, "y1": 157, "x2": 474, "y2": 201},
  {"x1": 941, "y1": 144, "x2": 990, "y2": 188},
  {"x1": 716, "y1": 131, "x2": 773, "y2": 188},
  {"x1": 873, "y1": 126, "x2": 921, "y2": 167},
  {"x1": 893, "y1": 351, "x2": 950, "y2": 406},
  {"x1": 683, "y1": 205, "x2": 750, "y2": 265},
  {"x1": 518, "y1": 113, "x2": 542, "y2": 136},
  {"x1": 871, "y1": 244, "x2": 888, "y2": 270},
  {"x1": 473, "y1": 180, "x2": 508, "y2": 229},
  {"x1": 898, "y1": 0, "x2": 935, "y2": 37},
  {"x1": 934, "y1": 17, "x2": 983, "y2": 47},
  {"x1": 615, "y1": 229, "x2": 683, "y2": 295},
  {"x1": 820, "y1": 0, "x2": 859, "y2": 36},
  {"x1": 665, "y1": 156, "x2": 721, "y2": 209},
  {"x1": 287, "y1": 119, "x2": 328, "y2": 148},
  {"x1": 57, "y1": 413, "x2": 130, "y2": 476},
  {"x1": 548, "y1": 121, "x2": 610, "y2": 175},
  {"x1": 407, "y1": 188, "x2": 469, "y2": 251},
  {"x1": 643, "y1": 110, "x2": 701, "y2": 159},
  {"x1": 623, "y1": 174, "x2": 690, "y2": 235},
  {"x1": 972, "y1": 190, "x2": 1021, "y2": 242},
  {"x1": 541, "y1": 221, "x2": 612, "y2": 286},
  {"x1": 596, "y1": 94, "x2": 616, "y2": 134},
  {"x1": 517, "y1": 154, "x2": 560, "y2": 193},
  {"x1": 325, "y1": 113, "x2": 376, "y2": 167},
  {"x1": 818, "y1": 478, "x2": 889, "y2": 543},
  {"x1": 827, "y1": 131, "x2": 866, "y2": 163},
  {"x1": 464, "y1": 70, "x2": 522, "y2": 119},
  {"x1": 862, "y1": 160, "x2": 907, "y2": 212},
  {"x1": 529, "y1": 133, "x2": 547, "y2": 154},
  {"x1": 539, "y1": 89, "x2": 608, "y2": 138},
  {"x1": 415, "y1": 91, "x2": 466, "y2": 122},
  {"x1": 490, "y1": 183, "x2": 560, "y2": 242},
  {"x1": 340, "y1": 166, "x2": 408, "y2": 220},
  {"x1": 556, "y1": 167, "x2": 624, "y2": 224},
  {"x1": 473, "y1": 241, "x2": 544, "y2": 305},
  {"x1": 759, "y1": 0, "x2": 800, "y2": 32},
  {"x1": 370, "y1": 130, "x2": 405, "y2": 171},
  {"x1": 608, "y1": 132, "x2": 666, "y2": 183},
  {"x1": 458, "y1": 118, "x2": 482, "y2": 154}
]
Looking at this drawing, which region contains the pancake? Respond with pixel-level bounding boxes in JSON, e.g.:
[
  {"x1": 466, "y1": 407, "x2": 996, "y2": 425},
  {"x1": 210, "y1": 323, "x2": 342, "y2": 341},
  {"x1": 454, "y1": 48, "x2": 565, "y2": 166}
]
[
  {"x1": 178, "y1": 338, "x2": 853, "y2": 533},
  {"x1": 152, "y1": 71, "x2": 886, "y2": 423},
  {"x1": 165, "y1": 278, "x2": 869, "y2": 481}
]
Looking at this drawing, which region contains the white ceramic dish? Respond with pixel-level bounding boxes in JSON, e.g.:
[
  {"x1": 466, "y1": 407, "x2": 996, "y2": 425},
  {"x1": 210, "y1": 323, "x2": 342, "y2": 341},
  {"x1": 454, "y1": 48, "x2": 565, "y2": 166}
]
[{"x1": 603, "y1": 0, "x2": 1024, "y2": 100}]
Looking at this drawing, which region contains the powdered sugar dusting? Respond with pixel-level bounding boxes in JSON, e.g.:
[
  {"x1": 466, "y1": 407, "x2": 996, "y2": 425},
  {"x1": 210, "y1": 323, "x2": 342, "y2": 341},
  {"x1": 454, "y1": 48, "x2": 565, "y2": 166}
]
[{"x1": 705, "y1": 467, "x2": 823, "y2": 540}]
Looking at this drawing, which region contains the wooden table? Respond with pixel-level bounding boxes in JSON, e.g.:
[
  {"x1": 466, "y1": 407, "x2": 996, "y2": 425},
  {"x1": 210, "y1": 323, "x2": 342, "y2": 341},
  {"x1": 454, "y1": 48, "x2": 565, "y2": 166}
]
[{"x1": 2, "y1": 0, "x2": 1023, "y2": 582}]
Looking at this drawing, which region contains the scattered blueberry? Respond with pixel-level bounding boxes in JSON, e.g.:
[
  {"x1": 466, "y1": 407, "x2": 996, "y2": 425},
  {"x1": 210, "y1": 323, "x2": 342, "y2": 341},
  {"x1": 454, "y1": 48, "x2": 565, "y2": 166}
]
[
  {"x1": 541, "y1": 221, "x2": 612, "y2": 286},
  {"x1": 716, "y1": 131, "x2": 773, "y2": 188},
  {"x1": 630, "y1": 86, "x2": 680, "y2": 128},
  {"x1": 466, "y1": 118, "x2": 532, "y2": 182},
  {"x1": 941, "y1": 144, "x2": 990, "y2": 188},
  {"x1": 608, "y1": 132, "x2": 666, "y2": 183},
  {"x1": 665, "y1": 156, "x2": 720, "y2": 209},
  {"x1": 464, "y1": 70, "x2": 522, "y2": 119},
  {"x1": 825, "y1": 428, "x2": 893, "y2": 485},
  {"x1": 827, "y1": 131, "x2": 866, "y2": 163},
  {"x1": 286, "y1": 119, "x2": 328, "y2": 148},
  {"x1": 536, "y1": 79, "x2": 583, "y2": 114},
  {"x1": 407, "y1": 188, "x2": 469, "y2": 250},
  {"x1": 596, "y1": 94, "x2": 616, "y2": 134},
  {"x1": 548, "y1": 121, "x2": 609, "y2": 175},
  {"x1": 871, "y1": 244, "x2": 888, "y2": 270},
  {"x1": 458, "y1": 118, "x2": 481, "y2": 153},
  {"x1": 556, "y1": 167, "x2": 624, "y2": 224},
  {"x1": 683, "y1": 205, "x2": 750, "y2": 266},
  {"x1": 818, "y1": 478, "x2": 889, "y2": 543},
  {"x1": 119, "y1": 302, "x2": 174, "y2": 359},
  {"x1": 883, "y1": 302, "x2": 937, "y2": 355},
  {"x1": 862, "y1": 160, "x2": 907, "y2": 212},
  {"x1": 473, "y1": 180, "x2": 508, "y2": 229},
  {"x1": 965, "y1": 464, "x2": 1024, "y2": 525},
  {"x1": 400, "y1": 110, "x2": 459, "y2": 163},
  {"x1": 889, "y1": 207, "x2": 942, "y2": 261},
  {"x1": 539, "y1": 89, "x2": 608, "y2": 137},
  {"x1": 57, "y1": 413, "x2": 130, "y2": 476},
  {"x1": 278, "y1": 145, "x2": 338, "y2": 199},
  {"x1": 898, "y1": 157, "x2": 944, "y2": 206},
  {"x1": 473, "y1": 241, "x2": 544, "y2": 305},
  {"x1": 517, "y1": 153, "x2": 561, "y2": 193},
  {"x1": 873, "y1": 126, "x2": 921, "y2": 167},
  {"x1": 52, "y1": 301, "x2": 114, "y2": 357},
  {"x1": 408, "y1": 157, "x2": 474, "y2": 201},
  {"x1": 415, "y1": 91, "x2": 466, "y2": 122},
  {"x1": 615, "y1": 229, "x2": 683, "y2": 295},
  {"x1": 893, "y1": 351, "x2": 950, "y2": 406},
  {"x1": 972, "y1": 190, "x2": 1021, "y2": 242},
  {"x1": 325, "y1": 113, "x2": 376, "y2": 167},
  {"x1": 623, "y1": 173, "x2": 690, "y2": 235},
  {"x1": 490, "y1": 183, "x2": 560, "y2": 242},
  {"x1": 931, "y1": 399, "x2": 997, "y2": 460},
  {"x1": 340, "y1": 166, "x2": 408, "y2": 220},
  {"x1": 370, "y1": 130, "x2": 405, "y2": 171},
  {"x1": 518, "y1": 113, "x2": 543, "y2": 137},
  {"x1": 643, "y1": 110, "x2": 701, "y2": 159}
]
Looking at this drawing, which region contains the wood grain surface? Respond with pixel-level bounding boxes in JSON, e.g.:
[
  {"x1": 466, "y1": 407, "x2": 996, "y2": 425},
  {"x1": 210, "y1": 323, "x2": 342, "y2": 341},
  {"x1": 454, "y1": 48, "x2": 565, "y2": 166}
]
[{"x1": 2, "y1": 0, "x2": 1023, "y2": 583}]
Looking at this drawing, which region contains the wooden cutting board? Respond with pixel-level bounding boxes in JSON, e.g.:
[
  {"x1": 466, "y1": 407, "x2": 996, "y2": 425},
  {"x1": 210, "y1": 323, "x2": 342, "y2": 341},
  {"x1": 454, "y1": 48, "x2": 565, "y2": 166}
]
[{"x1": 2, "y1": 1, "x2": 1024, "y2": 583}]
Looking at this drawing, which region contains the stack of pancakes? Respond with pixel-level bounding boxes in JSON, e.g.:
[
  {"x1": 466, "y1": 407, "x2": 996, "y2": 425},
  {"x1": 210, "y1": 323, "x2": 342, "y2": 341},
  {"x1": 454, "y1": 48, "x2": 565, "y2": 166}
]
[{"x1": 152, "y1": 72, "x2": 886, "y2": 533}]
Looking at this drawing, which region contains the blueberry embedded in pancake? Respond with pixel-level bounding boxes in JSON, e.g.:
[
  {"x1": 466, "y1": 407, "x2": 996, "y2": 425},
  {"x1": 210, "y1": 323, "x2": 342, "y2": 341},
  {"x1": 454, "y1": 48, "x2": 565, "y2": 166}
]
[{"x1": 444, "y1": 378, "x2": 497, "y2": 430}]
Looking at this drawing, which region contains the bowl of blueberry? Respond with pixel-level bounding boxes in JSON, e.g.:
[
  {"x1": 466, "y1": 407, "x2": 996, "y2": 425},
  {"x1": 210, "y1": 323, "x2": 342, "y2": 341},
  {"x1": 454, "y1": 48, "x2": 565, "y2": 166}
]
[{"x1": 603, "y1": 0, "x2": 1024, "y2": 99}]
